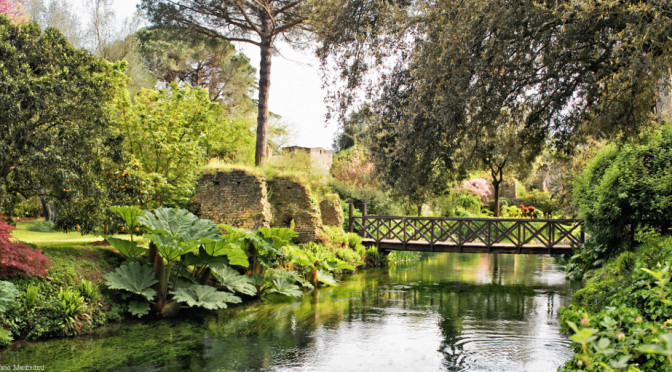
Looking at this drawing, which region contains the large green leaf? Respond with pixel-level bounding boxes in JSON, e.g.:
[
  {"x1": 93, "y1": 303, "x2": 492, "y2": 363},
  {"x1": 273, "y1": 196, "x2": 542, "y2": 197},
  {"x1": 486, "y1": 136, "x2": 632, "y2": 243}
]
[
  {"x1": 139, "y1": 208, "x2": 221, "y2": 242},
  {"x1": 110, "y1": 206, "x2": 143, "y2": 231},
  {"x1": 148, "y1": 234, "x2": 194, "y2": 261},
  {"x1": 105, "y1": 236, "x2": 147, "y2": 259},
  {"x1": 316, "y1": 270, "x2": 337, "y2": 286},
  {"x1": 0, "y1": 281, "x2": 19, "y2": 313},
  {"x1": 128, "y1": 300, "x2": 151, "y2": 318},
  {"x1": 211, "y1": 264, "x2": 257, "y2": 296},
  {"x1": 268, "y1": 277, "x2": 303, "y2": 298},
  {"x1": 257, "y1": 227, "x2": 298, "y2": 249},
  {"x1": 104, "y1": 262, "x2": 158, "y2": 300},
  {"x1": 202, "y1": 240, "x2": 249, "y2": 267},
  {"x1": 171, "y1": 283, "x2": 241, "y2": 310}
]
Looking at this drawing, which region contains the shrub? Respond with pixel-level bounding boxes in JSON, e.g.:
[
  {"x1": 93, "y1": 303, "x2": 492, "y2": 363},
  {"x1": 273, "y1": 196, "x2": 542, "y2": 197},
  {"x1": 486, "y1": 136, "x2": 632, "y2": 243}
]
[
  {"x1": 0, "y1": 215, "x2": 49, "y2": 278},
  {"x1": 27, "y1": 220, "x2": 56, "y2": 232},
  {"x1": 573, "y1": 124, "x2": 672, "y2": 269},
  {"x1": 560, "y1": 235, "x2": 672, "y2": 371},
  {"x1": 520, "y1": 189, "x2": 560, "y2": 217}
]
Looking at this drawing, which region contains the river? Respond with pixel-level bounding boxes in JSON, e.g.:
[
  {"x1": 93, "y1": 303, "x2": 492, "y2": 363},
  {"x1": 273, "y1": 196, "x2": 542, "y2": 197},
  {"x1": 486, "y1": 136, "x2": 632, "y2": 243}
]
[{"x1": 0, "y1": 252, "x2": 574, "y2": 371}]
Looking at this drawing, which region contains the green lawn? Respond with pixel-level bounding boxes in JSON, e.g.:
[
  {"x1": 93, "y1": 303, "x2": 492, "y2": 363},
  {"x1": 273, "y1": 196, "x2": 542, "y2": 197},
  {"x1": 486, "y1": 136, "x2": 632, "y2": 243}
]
[
  {"x1": 11, "y1": 221, "x2": 143, "y2": 249},
  {"x1": 11, "y1": 222, "x2": 104, "y2": 248}
]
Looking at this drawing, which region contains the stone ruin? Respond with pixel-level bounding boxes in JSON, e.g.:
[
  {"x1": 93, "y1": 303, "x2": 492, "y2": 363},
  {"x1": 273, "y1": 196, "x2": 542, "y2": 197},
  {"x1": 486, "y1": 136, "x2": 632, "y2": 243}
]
[
  {"x1": 319, "y1": 194, "x2": 344, "y2": 227},
  {"x1": 195, "y1": 169, "x2": 338, "y2": 243},
  {"x1": 195, "y1": 170, "x2": 271, "y2": 230}
]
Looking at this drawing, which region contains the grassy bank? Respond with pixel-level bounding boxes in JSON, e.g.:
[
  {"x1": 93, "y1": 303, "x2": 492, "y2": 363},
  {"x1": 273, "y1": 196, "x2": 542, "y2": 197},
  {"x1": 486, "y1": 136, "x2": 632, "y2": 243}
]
[{"x1": 1, "y1": 217, "x2": 384, "y2": 347}]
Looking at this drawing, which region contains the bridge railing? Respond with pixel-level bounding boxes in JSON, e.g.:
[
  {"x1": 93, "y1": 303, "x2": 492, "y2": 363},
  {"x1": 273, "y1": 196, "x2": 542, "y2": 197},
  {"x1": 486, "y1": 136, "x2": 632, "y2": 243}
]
[{"x1": 347, "y1": 200, "x2": 584, "y2": 251}]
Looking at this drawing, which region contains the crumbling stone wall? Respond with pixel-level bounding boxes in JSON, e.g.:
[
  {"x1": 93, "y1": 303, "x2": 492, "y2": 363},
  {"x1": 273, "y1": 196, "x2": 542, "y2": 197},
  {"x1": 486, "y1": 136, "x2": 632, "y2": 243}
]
[
  {"x1": 267, "y1": 176, "x2": 327, "y2": 243},
  {"x1": 195, "y1": 170, "x2": 272, "y2": 230},
  {"x1": 319, "y1": 194, "x2": 344, "y2": 227}
]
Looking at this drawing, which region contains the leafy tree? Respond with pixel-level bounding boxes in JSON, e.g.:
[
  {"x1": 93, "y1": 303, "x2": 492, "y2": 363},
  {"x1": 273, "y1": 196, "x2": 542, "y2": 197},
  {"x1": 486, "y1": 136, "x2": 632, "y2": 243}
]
[
  {"x1": 137, "y1": 26, "x2": 257, "y2": 116},
  {"x1": 331, "y1": 146, "x2": 374, "y2": 187},
  {"x1": 114, "y1": 83, "x2": 247, "y2": 207},
  {"x1": 464, "y1": 107, "x2": 543, "y2": 216},
  {"x1": 315, "y1": 0, "x2": 672, "y2": 200},
  {"x1": 140, "y1": 0, "x2": 310, "y2": 166},
  {"x1": 573, "y1": 124, "x2": 672, "y2": 267},
  {"x1": 0, "y1": 16, "x2": 128, "y2": 230},
  {"x1": 104, "y1": 34, "x2": 156, "y2": 96},
  {"x1": 333, "y1": 105, "x2": 374, "y2": 152}
]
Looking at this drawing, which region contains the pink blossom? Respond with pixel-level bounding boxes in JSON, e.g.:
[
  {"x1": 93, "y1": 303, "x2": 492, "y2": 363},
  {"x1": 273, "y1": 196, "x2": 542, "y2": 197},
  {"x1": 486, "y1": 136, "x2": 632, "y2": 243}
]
[{"x1": 459, "y1": 178, "x2": 492, "y2": 201}]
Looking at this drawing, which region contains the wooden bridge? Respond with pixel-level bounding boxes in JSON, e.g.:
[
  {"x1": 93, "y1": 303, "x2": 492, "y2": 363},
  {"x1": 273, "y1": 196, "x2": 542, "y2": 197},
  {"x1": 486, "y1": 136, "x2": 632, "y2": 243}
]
[{"x1": 347, "y1": 202, "x2": 583, "y2": 255}]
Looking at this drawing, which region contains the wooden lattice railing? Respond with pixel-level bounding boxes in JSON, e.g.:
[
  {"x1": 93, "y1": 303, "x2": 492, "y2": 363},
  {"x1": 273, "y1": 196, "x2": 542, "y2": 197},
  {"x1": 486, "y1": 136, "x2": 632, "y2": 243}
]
[{"x1": 347, "y1": 201, "x2": 584, "y2": 253}]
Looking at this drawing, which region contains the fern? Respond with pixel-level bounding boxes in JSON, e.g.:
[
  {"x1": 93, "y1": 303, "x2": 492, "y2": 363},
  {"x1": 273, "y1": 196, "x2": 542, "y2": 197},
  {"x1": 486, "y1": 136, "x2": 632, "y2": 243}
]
[
  {"x1": 171, "y1": 283, "x2": 241, "y2": 310},
  {"x1": 104, "y1": 261, "x2": 158, "y2": 300}
]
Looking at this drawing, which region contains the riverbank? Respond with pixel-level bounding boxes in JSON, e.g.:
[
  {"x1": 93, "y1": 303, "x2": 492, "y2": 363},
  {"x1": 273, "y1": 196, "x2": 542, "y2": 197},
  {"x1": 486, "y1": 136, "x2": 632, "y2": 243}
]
[
  {"x1": 0, "y1": 218, "x2": 414, "y2": 347},
  {"x1": 2, "y1": 252, "x2": 572, "y2": 371}
]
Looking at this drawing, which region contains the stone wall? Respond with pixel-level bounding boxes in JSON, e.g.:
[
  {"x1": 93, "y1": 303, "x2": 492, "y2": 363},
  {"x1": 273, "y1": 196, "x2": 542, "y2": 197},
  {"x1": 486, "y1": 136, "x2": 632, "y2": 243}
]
[
  {"x1": 319, "y1": 194, "x2": 344, "y2": 227},
  {"x1": 195, "y1": 170, "x2": 272, "y2": 230},
  {"x1": 267, "y1": 176, "x2": 327, "y2": 243}
]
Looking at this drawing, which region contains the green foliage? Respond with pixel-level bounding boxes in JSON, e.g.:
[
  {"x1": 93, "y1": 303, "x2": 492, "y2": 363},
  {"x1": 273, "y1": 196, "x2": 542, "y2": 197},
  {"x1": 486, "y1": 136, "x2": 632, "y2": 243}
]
[
  {"x1": 127, "y1": 300, "x2": 151, "y2": 318},
  {"x1": 211, "y1": 264, "x2": 256, "y2": 296},
  {"x1": 573, "y1": 125, "x2": 672, "y2": 272},
  {"x1": 55, "y1": 288, "x2": 91, "y2": 336},
  {"x1": 110, "y1": 206, "x2": 143, "y2": 234},
  {"x1": 520, "y1": 189, "x2": 560, "y2": 217},
  {"x1": 104, "y1": 262, "x2": 158, "y2": 301},
  {"x1": 136, "y1": 25, "x2": 256, "y2": 116},
  {"x1": 265, "y1": 275, "x2": 302, "y2": 298},
  {"x1": 22, "y1": 285, "x2": 40, "y2": 308},
  {"x1": 0, "y1": 16, "x2": 127, "y2": 232},
  {"x1": 330, "y1": 180, "x2": 404, "y2": 217},
  {"x1": 113, "y1": 83, "x2": 231, "y2": 208},
  {"x1": 171, "y1": 283, "x2": 241, "y2": 310},
  {"x1": 560, "y1": 235, "x2": 672, "y2": 370},
  {"x1": 27, "y1": 221, "x2": 56, "y2": 233},
  {"x1": 200, "y1": 239, "x2": 249, "y2": 268},
  {"x1": 104, "y1": 237, "x2": 147, "y2": 259},
  {"x1": 76, "y1": 280, "x2": 98, "y2": 302},
  {"x1": 0, "y1": 281, "x2": 18, "y2": 313}
]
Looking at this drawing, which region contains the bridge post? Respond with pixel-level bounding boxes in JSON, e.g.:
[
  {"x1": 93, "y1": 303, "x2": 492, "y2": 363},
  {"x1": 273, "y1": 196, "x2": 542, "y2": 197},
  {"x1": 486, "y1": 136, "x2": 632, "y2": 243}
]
[
  {"x1": 361, "y1": 200, "x2": 367, "y2": 238},
  {"x1": 348, "y1": 199, "x2": 354, "y2": 233}
]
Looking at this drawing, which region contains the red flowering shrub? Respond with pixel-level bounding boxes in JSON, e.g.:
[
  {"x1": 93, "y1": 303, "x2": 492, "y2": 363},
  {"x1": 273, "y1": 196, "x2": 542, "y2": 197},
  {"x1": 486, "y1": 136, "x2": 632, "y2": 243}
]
[
  {"x1": 520, "y1": 204, "x2": 537, "y2": 218},
  {"x1": 0, "y1": 215, "x2": 49, "y2": 278}
]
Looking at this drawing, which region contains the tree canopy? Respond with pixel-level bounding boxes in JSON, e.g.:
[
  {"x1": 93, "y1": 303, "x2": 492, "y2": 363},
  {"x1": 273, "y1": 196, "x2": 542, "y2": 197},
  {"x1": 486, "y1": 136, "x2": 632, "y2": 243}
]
[
  {"x1": 140, "y1": 0, "x2": 311, "y2": 166},
  {"x1": 137, "y1": 25, "x2": 257, "y2": 116},
  {"x1": 0, "y1": 16, "x2": 127, "y2": 230},
  {"x1": 315, "y1": 0, "x2": 672, "y2": 199}
]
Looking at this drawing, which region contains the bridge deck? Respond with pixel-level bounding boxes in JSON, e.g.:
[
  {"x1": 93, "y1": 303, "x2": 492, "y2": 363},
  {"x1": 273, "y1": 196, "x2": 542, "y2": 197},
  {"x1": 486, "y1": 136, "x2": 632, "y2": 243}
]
[{"x1": 361, "y1": 238, "x2": 573, "y2": 255}]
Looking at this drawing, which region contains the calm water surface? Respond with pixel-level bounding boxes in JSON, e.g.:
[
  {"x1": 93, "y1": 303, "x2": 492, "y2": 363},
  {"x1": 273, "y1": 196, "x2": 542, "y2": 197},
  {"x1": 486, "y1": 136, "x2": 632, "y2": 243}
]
[{"x1": 0, "y1": 253, "x2": 574, "y2": 371}]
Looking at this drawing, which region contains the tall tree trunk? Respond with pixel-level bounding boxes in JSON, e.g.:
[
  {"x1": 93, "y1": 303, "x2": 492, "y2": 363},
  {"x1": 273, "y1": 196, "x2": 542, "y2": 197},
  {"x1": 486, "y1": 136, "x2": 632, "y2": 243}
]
[
  {"x1": 493, "y1": 181, "x2": 501, "y2": 217},
  {"x1": 255, "y1": 27, "x2": 273, "y2": 167},
  {"x1": 39, "y1": 194, "x2": 58, "y2": 221}
]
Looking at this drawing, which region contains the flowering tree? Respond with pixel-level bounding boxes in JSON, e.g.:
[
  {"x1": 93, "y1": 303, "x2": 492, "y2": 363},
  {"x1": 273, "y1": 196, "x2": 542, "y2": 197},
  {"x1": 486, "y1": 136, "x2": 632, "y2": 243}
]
[
  {"x1": 0, "y1": 0, "x2": 26, "y2": 24},
  {"x1": 459, "y1": 178, "x2": 491, "y2": 202}
]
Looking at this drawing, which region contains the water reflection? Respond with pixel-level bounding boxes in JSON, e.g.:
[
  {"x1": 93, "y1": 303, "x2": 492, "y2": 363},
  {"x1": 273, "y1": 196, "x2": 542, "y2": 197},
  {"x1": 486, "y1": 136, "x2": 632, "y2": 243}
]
[{"x1": 0, "y1": 253, "x2": 573, "y2": 371}]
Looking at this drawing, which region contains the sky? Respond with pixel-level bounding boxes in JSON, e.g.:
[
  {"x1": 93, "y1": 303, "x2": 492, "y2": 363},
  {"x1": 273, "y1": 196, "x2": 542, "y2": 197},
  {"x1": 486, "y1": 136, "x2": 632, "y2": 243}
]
[{"x1": 93, "y1": 0, "x2": 339, "y2": 150}]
